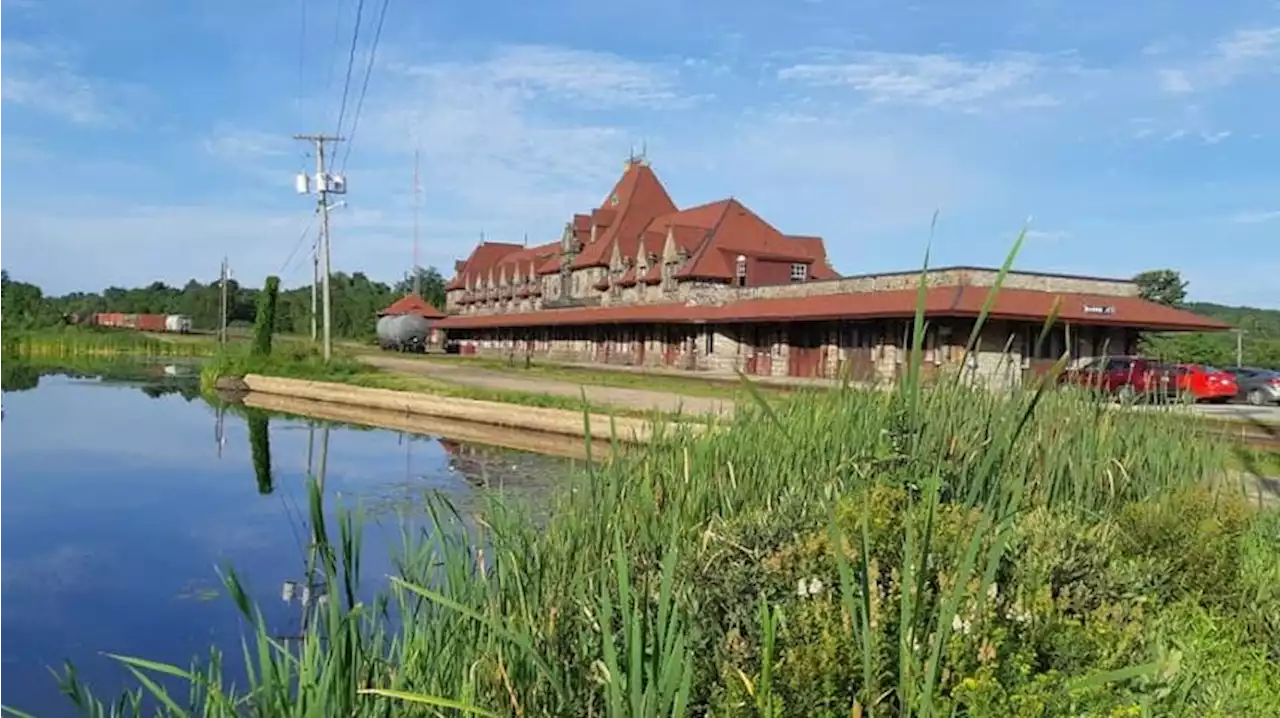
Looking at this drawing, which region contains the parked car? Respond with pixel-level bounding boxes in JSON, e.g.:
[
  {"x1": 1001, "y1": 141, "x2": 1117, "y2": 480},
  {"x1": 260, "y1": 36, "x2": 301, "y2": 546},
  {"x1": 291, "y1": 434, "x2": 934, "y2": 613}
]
[
  {"x1": 1166, "y1": 364, "x2": 1237, "y2": 403},
  {"x1": 1060, "y1": 357, "x2": 1237, "y2": 403},
  {"x1": 1224, "y1": 366, "x2": 1280, "y2": 405},
  {"x1": 1060, "y1": 356, "x2": 1175, "y2": 401}
]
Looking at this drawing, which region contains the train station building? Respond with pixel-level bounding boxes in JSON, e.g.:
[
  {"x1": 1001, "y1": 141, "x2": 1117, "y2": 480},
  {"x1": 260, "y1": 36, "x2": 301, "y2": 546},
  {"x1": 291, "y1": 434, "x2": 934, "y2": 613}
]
[{"x1": 435, "y1": 156, "x2": 1227, "y2": 387}]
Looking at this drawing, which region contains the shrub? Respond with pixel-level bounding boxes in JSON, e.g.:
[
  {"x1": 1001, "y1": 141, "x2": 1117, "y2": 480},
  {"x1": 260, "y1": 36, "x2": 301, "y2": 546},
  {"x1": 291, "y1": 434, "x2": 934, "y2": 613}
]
[{"x1": 251, "y1": 275, "x2": 280, "y2": 357}]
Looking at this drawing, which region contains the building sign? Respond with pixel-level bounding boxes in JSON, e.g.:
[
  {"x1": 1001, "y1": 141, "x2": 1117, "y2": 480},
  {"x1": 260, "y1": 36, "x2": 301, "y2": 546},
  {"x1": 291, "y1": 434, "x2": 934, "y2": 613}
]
[{"x1": 1082, "y1": 304, "x2": 1116, "y2": 315}]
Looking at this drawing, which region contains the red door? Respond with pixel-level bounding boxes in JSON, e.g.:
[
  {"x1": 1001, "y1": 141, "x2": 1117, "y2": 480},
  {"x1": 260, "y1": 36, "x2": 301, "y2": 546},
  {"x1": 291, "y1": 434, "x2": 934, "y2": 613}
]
[{"x1": 756, "y1": 351, "x2": 772, "y2": 376}]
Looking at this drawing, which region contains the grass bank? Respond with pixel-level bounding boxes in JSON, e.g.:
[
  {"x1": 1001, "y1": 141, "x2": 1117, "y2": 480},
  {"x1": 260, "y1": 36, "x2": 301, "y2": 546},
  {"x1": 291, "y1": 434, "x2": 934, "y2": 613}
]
[
  {"x1": 2, "y1": 326, "x2": 220, "y2": 359},
  {"x1": 203, "y1": 346, "x2": 710, "y2": 422},
  {"x1": 41, "y1": 369, "x2": 1280, "y2": 717},
  {"x1": 397, "y1": 352, "x2": 787, "y2": 401}
]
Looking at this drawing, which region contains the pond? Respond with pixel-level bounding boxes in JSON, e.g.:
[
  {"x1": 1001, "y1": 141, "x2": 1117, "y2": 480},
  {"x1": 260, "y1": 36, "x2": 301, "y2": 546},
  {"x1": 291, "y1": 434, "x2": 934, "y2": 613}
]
[{"x1": 1, "y1": 363, "x2": 572, "y2": 716}]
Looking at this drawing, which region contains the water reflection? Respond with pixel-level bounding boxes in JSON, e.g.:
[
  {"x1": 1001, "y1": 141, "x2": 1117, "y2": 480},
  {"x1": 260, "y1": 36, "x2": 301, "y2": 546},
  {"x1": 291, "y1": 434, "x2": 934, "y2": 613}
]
[
  {"x1": 1, "y1": 361, "x2": 568, "y2": 716},
  {"x1": 249, "y1": 411, "x2": 275, "y2": 494}
]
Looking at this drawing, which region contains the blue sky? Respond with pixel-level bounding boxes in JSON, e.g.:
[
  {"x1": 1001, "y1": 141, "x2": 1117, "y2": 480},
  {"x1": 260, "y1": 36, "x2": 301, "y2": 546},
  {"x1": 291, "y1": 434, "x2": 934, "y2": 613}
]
[{"x1": 3, "y1": 0, "x2": 1278, "y2": 307}]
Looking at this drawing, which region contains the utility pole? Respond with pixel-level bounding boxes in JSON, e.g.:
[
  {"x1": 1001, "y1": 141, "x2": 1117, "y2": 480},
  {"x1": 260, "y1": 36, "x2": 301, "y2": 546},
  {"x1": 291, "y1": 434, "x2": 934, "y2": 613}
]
[
  {"x1": 310, "y1": 241, "x2": 319, "y2": 342},
  {"x1": 412, "y1": 146, "x2": 421, "y2": 297},
  {"x1": 279, "y1": 424, "x2": 330, "y2": 644},
  {"x1": 1236, "y1": 328, "x2": 1246, "y2": 368},
  {"x1": 294, "y1": 133, "x2": 344, "y2": 362},
  {"x1": 219, "y1": 256, "x2": 229, "y2": 345}
]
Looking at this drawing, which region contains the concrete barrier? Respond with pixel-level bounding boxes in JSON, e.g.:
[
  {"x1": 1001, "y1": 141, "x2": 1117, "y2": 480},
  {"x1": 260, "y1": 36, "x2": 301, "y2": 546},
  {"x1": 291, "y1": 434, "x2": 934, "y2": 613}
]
[
  {"x1": 241, "y1": 391, "x2": 604, "y2": 461},
  {"x1": 241, "y1": 374, "x2": 675, "y2": 444}
]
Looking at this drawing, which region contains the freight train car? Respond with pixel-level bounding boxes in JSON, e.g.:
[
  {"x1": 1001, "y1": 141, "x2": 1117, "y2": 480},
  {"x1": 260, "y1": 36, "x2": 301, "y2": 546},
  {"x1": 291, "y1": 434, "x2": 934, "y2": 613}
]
[
  {"x1": 91, "y1": 313, "x2": 193, "y2": 334},
  {"x1": 375, "y1": 295, "x2": 445, "y2": 353}
]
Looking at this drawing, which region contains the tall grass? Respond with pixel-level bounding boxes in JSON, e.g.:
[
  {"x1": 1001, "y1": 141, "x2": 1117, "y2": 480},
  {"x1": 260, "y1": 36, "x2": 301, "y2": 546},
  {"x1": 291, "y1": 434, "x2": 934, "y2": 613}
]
[
  {"x1": 3, "y1": 328, "x2": 217, "y2": 359},
  {"x1": 21, "y1": 235, "x2": 1275, "y2": 717}
]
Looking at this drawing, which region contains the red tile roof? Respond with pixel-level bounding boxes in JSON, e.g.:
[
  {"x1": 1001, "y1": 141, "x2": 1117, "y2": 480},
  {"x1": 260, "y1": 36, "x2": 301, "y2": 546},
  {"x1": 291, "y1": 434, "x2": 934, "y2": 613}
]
[
  {"x1": 571, "y1": 162, "x2": 678, "y2": 269},
  {"x1": 447, "y1": 241, "x2": 525, "y2": 290},
  {"x1": 445, "y1": 159, "x2": 833, "y2": 291},
  {"x1": 436, "y1": 286, "x2": 1228, "y2": 332},
  {"x1": 676, "y1": 200, "x2": 836, "y2": 282},
  {"x1": 379, "y1": 294, "x2": 446, "y2": 319}
]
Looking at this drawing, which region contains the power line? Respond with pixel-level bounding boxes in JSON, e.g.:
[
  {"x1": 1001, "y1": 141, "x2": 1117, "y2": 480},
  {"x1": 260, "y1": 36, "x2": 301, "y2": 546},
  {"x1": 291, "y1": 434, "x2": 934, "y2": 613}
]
[
  {"x1": 279, "y1": 213, "x2": 317, "y2": 277},
  {"x1": 325, "y1": 0, "x2": 347, "y2": 97},
  {"x1": 338, "y1": 0, "x2": 391, "y2": 172},
  {"x1": 333, "y1": 0, "x2": 367, "y2": 137}
]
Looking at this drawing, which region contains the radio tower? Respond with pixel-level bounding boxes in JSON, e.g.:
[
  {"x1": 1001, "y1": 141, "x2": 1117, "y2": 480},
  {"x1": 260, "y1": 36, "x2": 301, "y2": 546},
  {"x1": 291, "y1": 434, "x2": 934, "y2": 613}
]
[{"x1": 412, "y1": 147, "x2": 421, "y2": 296}]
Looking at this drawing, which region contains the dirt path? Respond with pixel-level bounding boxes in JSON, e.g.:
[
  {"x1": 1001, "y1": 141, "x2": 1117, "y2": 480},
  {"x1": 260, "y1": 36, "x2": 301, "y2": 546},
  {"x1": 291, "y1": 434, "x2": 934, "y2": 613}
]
[{"x1": 361, "y1": 355, "x2": 736, "y2": 417}]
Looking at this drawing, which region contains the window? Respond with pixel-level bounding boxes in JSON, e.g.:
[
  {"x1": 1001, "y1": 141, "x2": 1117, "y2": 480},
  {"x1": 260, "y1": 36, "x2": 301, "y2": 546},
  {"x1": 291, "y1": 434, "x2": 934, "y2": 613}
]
[
  {"x1": 705, "y1": 328, "x2": 715, "y2": 355},
  {"x1": 735, "y1": 256, "x2": 748, "y2": 287},
  {"x1": 790, "y1": 263, "x2": 808, "y2": 282},
  {"x1": 1104, "y1": 358, "x2": 1132, "y2": 372}
]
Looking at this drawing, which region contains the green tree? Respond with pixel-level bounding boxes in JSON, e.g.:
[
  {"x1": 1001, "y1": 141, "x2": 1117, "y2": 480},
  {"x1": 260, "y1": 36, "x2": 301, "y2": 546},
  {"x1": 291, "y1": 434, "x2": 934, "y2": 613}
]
[
  {"x1": 394, "y1": 266, "x2": 447, "y2": 310},
  {"x1": 251, "y1": 276, "x2": 281, "y2": 357},
  {"x1": 247, "y1": 411, "x2": 274, "y2": 495},
  {"x1": 1133, "y1": 269, "x2": 1188, "y2": 306}
]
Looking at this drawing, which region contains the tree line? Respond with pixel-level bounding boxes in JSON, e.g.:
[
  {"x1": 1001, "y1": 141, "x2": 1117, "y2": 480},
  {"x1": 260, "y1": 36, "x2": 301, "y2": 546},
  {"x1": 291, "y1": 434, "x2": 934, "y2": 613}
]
[
  {"x1": 1, "y1": 267, "x2": 447, "y2": 340},
  {"x1": 1133, "y1": 269, "x2": 1280, "y2": 369}
]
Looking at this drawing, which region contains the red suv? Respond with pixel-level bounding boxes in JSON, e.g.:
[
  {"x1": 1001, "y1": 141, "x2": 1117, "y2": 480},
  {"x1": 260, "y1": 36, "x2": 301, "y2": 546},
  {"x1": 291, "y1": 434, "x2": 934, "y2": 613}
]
[
  {"x1": 1060, "y1": 357, "x2": 1172, "y2": 400},
  {"x1": 1060, "y1": 357, "x2": 1236, "y2": 403}
]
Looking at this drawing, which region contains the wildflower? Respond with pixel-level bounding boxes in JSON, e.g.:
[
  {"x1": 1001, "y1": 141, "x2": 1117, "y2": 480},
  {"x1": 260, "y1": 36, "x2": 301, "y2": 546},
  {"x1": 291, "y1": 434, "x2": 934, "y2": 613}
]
[{"x1": 796, "y1": 577, "x2": 824, "y2": 598}]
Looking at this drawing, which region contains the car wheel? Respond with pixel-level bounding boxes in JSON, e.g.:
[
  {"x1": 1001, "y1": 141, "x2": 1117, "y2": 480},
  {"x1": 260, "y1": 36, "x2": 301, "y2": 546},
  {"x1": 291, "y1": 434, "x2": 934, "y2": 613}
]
[
  {"x1": 1116, "y1": 385, "x2": 1137, "y2": 404},
  {"x1": 1247, "y1": 389, "x2": 1266, "y2": 406}
]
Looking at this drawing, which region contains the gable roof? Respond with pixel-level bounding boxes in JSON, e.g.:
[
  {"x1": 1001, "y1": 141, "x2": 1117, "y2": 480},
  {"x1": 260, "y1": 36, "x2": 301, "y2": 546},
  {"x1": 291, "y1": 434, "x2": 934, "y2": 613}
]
[
  {"x1": 379, "y1": 294, "x2": 446, "y2": 319},
  {"x1": 674, "y1": 199, "x2": 835, "y2": 282},
  {"x1": 447, "y1": 241, "x2": 525, "y2": 289},
  {"x1": 571, "y1": 161, "x2": 678, "y2": 269}
]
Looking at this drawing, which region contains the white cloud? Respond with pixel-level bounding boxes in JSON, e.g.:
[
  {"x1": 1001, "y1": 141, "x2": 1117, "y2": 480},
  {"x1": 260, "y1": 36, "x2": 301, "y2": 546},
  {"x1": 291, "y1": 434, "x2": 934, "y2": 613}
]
[
  {"x1": 1157, "y1": 68, "x2": 1194, "y2": 94},
  {"x1": 1230, "y1": 209, "x2": 1280, "y2": 224},
  {"x1": 1, "y1": 41, "x2": 114, "y2": 124},
  {"x1": 1025, "y1": 229, "x2": 1072, "y2": 242},
  {"x1": 1156, "y1": 25, "x2": 1280, "y2": 94},
  {"x1": 776, "y1": 51, "x2": 1047, "y2": 109},
  {"x1": 389, "y1": 44, "x2": 690, "y2": 110},
  {"x1": 204, "y1": 129, "x2": 293, "y2": 162},
  {"x1": 348, "y1": 44, "x2": 692, "y2": 234}
]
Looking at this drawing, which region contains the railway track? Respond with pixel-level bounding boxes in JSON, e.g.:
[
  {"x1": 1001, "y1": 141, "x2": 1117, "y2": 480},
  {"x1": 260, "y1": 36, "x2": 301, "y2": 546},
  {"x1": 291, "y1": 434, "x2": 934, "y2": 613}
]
[{"x1": 1197, "y1": 416, "x2": 1280, "y2": 451}]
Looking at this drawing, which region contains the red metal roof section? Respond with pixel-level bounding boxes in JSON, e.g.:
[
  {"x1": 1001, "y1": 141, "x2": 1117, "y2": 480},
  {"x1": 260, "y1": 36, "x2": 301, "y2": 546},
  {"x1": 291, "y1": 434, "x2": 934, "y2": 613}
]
[
  {"x1": 571, "y1": 162, "x2": 678, "y2": 269},
  {"x1": 437, "y1": 286, "x2": 1228, "y2": 332},
  {"x1": 379, "y1": 294, "x2": 446, "y2": 319},
  {"x1": 448, "y1": 241, "x2": 524, "y2": 289},
  {"x1": 673, "y1": 200, "x2": 836, "y2": 282},
  {"x1": 786, "y1": 235, "x2": 840, "y2": 280},
  {"x1": 490, "y1": 240, "x2": 560, "y2": 277}
]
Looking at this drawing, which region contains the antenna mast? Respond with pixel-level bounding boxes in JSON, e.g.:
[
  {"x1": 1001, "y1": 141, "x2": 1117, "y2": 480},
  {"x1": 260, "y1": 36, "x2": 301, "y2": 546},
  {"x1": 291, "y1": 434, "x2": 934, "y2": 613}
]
[{"x1": 412, "y1": 146, "x2": 421, "y2": 296}]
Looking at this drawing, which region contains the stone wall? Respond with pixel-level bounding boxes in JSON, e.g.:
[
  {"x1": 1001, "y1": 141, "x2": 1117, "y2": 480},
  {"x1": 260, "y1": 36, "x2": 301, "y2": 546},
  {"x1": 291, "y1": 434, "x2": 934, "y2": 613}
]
[{"x1": 451, "y1": 314, "x2": 1128, "y2": 392}]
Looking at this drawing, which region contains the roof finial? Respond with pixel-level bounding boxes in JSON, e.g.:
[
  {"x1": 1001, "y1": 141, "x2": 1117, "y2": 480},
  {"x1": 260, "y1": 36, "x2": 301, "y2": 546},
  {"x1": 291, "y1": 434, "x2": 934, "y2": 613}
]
[
  {"x1": 480, "y1": 229, "x2": 485, "y2": 245},
  {"x1": 640, "y1": 138, "x2": 648, "y2": 165},
  {"x1": 523, "y1": 232, "x2": 528, "y2": 248}
]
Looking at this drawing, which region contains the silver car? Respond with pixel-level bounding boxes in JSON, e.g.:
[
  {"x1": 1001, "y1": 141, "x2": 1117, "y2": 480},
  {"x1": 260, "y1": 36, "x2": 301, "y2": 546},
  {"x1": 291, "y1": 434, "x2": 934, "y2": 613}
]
[{"x1": 1225, "y1": 367, "x2": 1280, "y2": 405}]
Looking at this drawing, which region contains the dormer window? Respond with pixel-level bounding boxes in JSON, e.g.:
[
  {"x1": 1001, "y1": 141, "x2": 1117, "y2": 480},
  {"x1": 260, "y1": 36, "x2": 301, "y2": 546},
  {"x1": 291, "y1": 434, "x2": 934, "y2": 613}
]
[
  {"x1": 735, "y1": 255, "x2": 748, "y2": 287},
  {"x1": 790, "y1": 263, "x2": 807, "y2": 283}
]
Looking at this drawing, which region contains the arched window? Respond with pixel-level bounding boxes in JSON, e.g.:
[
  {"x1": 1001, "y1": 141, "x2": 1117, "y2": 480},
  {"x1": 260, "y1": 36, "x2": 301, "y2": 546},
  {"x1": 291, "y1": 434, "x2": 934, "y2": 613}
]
[{"x1": 735, "y1": 255, "x2": 748, "y2": 287}]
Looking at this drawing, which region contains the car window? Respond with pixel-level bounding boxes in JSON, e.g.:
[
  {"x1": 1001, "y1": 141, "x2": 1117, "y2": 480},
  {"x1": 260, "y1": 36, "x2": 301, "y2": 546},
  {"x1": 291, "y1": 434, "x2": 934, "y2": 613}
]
[{"x1": 1104, "y1": 358, "x2": 1131, "y2": 371}]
